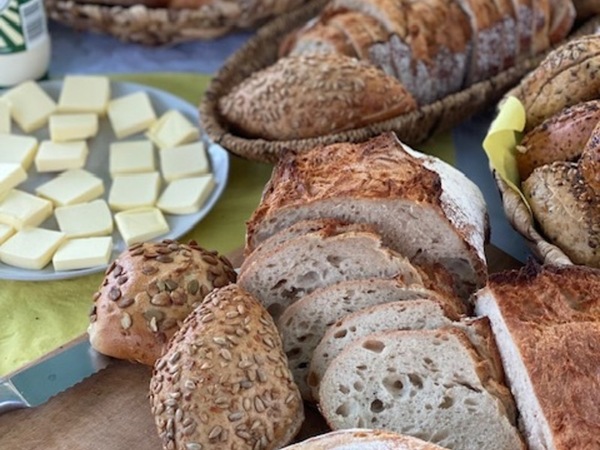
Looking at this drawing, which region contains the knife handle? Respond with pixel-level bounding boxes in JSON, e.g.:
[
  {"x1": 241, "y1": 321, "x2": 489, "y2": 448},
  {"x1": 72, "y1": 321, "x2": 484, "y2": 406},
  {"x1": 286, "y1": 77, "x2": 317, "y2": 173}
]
[{"x1": 0, "y1": 380, "x2": 28, "y2": 414}]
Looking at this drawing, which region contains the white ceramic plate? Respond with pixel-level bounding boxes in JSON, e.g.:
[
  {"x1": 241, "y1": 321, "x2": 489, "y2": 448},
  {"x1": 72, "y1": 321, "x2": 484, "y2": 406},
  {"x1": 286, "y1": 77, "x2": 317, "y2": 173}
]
[{"x1": 0, "y1": 80, "x2": 229, "y2": 281}]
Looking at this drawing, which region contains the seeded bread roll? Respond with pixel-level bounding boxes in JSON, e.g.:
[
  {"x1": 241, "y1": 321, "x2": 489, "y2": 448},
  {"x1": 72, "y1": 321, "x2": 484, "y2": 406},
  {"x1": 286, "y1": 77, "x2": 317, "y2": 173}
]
[
  {"x1": 149, "y1": 284, "x2": 304, "y2": 450},
  {"x1": 217, "y1": 52, "x2": 418, "y2": 141},
  {"x1": 88, "y1": 240, "x2": 237, "y2": 366}
]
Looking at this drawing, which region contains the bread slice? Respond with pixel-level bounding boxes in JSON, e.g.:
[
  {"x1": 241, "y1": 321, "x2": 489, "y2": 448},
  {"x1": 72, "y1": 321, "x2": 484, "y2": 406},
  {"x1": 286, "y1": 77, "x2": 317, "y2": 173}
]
[
  {"x1": 318, "y1": 328, "x2": 525, "y2": 449},
  {"x1": 323, "y1": 0, "x2": 407, "y2": 37},
  {"x1": 531, "y1": 0, "x2": 551, "y2": 54},
  {"x1": 492, "y1": 0, "x2": 518, "y2": 70},
  {"x1": 511, "y1": 0, "x2": 534, "y2": 57},
  {"x1": 245, "y1": 132, "x2": 488, "y2": 298},
  {"x1": 474, "y1": 262, "x2": 600, "y2": 450},
  {"x1": 281, "y1": 428, "x2": 449, "y2": 449},
  {"x1": 277, "y1": 277, "x2": 467, "y2": 401},
  {"x1": 238, "y1": 228, "x2": 425, "y2": 320}
]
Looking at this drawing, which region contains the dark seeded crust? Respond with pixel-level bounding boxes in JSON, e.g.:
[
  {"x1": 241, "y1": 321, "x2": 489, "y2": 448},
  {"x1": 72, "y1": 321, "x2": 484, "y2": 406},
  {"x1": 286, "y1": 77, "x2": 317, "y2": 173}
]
[
  {"x1": 88, "y1": 240, "x2": 237, "y2": 366},
  {"x1": 149, "y1": 284, "x2": 304, "y2": 450},
  {"x1": 217, "y1": 53, "x2": 417, "y2": 141}
]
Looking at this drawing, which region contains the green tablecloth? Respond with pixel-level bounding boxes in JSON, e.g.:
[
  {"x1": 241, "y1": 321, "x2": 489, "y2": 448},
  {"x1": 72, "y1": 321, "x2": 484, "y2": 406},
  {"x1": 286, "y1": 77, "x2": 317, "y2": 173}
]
[{"x1": 0, "y1": 73, "x2": 455, "y2": 377}]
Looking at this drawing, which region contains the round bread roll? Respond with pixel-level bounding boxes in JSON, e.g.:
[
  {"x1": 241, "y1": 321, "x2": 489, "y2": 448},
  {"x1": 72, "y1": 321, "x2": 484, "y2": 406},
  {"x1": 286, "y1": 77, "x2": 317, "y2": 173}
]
[
  {"x1": 88, "y1": 239, "x2": 237, "y2": 366},
  {"x1": 149, "y1": 283, "x2": 304, "y2": 450}
]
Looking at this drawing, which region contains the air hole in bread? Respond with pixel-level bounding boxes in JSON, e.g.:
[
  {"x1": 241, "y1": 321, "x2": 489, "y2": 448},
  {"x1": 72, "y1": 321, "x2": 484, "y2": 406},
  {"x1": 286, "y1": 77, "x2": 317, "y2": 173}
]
[
  {"x1": 333, "y1": 329, "x2": 347, "y2": 339},
  {"x1": 357, "y1": 417, "x2": 366, "y2": 428},
  {"x1": 297, "y1": 334, "x2": 308, "y2": 343},
  {"x1": 326, "y1": 255, "x2": 343, "y2": 268},
  {"x1": 463, "y1": 397, "x2": 479, "y2": 406},
  {"x1": 356, "y1": 364, "x2": 367, "y2": 371},
  {"x1": 335, "y1": 401, "x2": 351, "y2": 417},
  {"x1": 339, "y1": 385, "x2": 350, "y2": 394},
  {"x1": 408, "y1": 373, "x2": 423, "y2": 389},
  {"x1": 296, "y1": 271, "x2": 319, "y2": 285},
  {"x1": 370, "y1": 399, "x2": 384, "y2": 413},
  {"x1": 431, "y1": 429, "x2": 450, "y2": 442},
  {"x1": 298, "y1": 361, "x2": 308, "y2": 369},
  {"x1": 286, "y1": 347, "x2": 301, "y2": 358},
  {"x1": 353, "y1": 381, "x2": 364, "y2": 392},
  {"x1": 382, "y1": 376, "x2": 404, "y2": 396},
  {"x1": 349, "y1": 326, "x2": 357, "y2": 332},
  {"x1": 267, "y1": 303, "x2": 284, "y2": 318},
  {"x1": 362, "y1": 339, "x2": 385, "y2": 353},
  {"x1": 439, "y1": 395, "x2": 454, "y2": 409}
]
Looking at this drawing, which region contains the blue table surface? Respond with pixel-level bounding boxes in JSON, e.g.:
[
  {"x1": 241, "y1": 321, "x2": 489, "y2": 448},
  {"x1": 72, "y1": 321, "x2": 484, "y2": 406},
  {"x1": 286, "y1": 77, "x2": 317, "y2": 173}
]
[{"x1": 49, "y1": 20, "x2": 531, "y2": 264}]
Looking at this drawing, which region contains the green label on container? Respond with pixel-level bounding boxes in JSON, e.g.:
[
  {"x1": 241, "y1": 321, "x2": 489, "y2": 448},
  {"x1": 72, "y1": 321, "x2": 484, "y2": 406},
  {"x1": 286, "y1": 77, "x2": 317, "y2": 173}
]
[{"x1": 0, "y1": 0, "x2": 47, "y2": 54}]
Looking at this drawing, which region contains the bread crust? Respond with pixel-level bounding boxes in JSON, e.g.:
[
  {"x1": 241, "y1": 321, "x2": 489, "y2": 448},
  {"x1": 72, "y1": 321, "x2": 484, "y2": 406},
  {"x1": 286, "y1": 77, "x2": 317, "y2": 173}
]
[{"x1": 88, "y1": 240, "x2": 237, "y2": 365}]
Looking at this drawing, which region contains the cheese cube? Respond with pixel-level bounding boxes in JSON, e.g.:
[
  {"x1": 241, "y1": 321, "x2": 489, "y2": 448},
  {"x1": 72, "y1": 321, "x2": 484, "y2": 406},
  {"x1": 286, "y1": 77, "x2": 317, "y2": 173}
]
[
  {"x1": 160, "y1": 142, "x2": 210, "y2": 182},
  {"x1": 34, "y1": 140, "x2": 88, "y2": 172},
  {"x1": 54, "y1": 199, "x2": 113, "y2": 238},
  {"x1": 35, "y1": 169, "x2": 104, "y2": 206},
  {"x1": 0, "y1": 98, "x2": 11, "y2": 133},
  {"x1": 107, "y1": 91, "x2": 157, "y2": 139},
  {"x1": 2, "y1": 80, "x2": 57, "y2": 132},
  {"x1": 49, "y1": 113, "x2": 99, "y2": 142},
  {"x1": 114, "y1": 207, "x2": 169, "y2": 246},
  {"x1": 0, "y1": 133, "x2": 38, "y2": 169},
  {"x1": 108, "y1": 171, "x2": 161, "y2": 211},
  {"x1": 57, "y1": 75, "x2": 111, "y2": 114},
  {"x1": 157, "y1": 175, "x2": 216, "y2": 215},
  {"x1": 52, "y1": 236, "x2": 113, "y2": 271},
  {"x1": 146, "y1": 109, "x2": 200, "y2": 150},
  {"x1": 109, "y1": 140, "x2": 154, "y2": 177},
  {"x1": 0, "y1": 227, "x2": 66, "y2": 270},
  {"x1": 0, "y1": 224, "x2": 15, "y2": 245},
  {"x1": 0, "y1": 189, "x2": 53, "y2": 230},
  {"x1": 0, "y1": 163, "x2": 27, "y2": 195}
]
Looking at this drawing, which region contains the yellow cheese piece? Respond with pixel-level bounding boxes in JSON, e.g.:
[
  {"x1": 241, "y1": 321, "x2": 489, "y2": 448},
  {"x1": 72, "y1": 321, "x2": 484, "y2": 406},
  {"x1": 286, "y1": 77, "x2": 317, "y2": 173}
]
[
  {"x1": 0, "y1": 227, "x2": 66, "y2": 270},
  {"x1": 52, "y1": 236, "x2": 113, "y2": 271},
  {"x1": 0, "y1": 162, "x2": 27, "y2": 196},
  {"x1": 57, "y1": 75, "x2": 111, "y2": 115},
  {"x1": 114, "y1": 207, "x2": 169, "y2": 246},
  {"x1": 157, "y1": 175, "x2": 215, "y2": 215},
  {"x1": 0, "y1": 98, "x2": 11, "y2": 134},
  {"x1": 54, "y1": 199, "x2": 113, "y2": 238},
  {"x1": 0, "y1": 189, "x2": 53, "y2": 230},
  {"x1": 160, "y1": 142, "x2": 210, "y2": 182},
  {"x1": 35, "y1": 169, "x2": 104, "y2": 206},
  {"x1": 34, "y1": 140, "x2": 88, "y2": 172},
  {"x1": 108, "y1": 171, "x2": 161, "y2": 211},
  {"x1": 0, "y1": 133, "x2": 38, "y2": 170},
  {"x1": 0, "y1": 223, "x2": 15, "y2": 245},
  {"x1": 2, "y1": 80, "x2": 57, "y2": 132},
  {"x1": 109, "y1": 140, "x2": 154, "y2": 177},
  {"x1": 107, "y1": 91, "x2": 157, "y2": 139},
  {"x1": 49, "y1": 113, "x2": 99, "y2": 142},
  {"x1": 146, "y1": 109, "x2": 200, "y2": 150}
]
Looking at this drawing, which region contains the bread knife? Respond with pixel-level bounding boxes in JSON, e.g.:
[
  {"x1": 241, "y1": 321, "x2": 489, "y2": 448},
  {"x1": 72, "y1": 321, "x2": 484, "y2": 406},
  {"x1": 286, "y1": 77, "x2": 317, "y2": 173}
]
[{"x1": 0, "y1": 334, "x2": 112, "y2": 414}]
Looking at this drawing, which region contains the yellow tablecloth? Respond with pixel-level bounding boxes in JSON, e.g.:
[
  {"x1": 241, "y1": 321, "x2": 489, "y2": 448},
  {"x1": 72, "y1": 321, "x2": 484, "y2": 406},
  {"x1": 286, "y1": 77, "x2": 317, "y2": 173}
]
[{"x1": 0, "y1": 73, "x2": 455, "y2": 377}]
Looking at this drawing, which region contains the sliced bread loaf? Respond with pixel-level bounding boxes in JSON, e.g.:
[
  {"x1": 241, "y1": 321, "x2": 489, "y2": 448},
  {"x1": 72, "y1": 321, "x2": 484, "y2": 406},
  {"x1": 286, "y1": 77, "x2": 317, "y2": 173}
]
[
  {"x1": 318, "y1": 328, "x2": 525, "y2": 450},
  {"x1": 244, "y1": 132, "x2": 488, "y2": 299},
  {"x1": 237, "y1": 228, "x2": 425, "y2": 319}
]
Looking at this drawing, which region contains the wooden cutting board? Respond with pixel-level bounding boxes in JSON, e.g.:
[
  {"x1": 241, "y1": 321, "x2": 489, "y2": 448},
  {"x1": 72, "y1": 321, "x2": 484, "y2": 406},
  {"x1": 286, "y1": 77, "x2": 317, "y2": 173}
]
[{"x1": 0, "y1": 245, "x2": 522, "y2": 450}]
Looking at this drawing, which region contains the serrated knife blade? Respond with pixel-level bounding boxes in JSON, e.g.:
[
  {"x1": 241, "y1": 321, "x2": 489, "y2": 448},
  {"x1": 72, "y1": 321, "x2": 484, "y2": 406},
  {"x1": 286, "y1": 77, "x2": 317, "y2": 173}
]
[{"x1": 0, "y1": 335, "x2": 112, "y2": 414}]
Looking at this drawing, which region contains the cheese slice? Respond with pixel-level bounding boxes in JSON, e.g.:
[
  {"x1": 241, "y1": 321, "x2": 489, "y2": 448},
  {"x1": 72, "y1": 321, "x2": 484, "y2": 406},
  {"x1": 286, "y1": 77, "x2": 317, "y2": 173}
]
[
  {"x1": 109, "y1": 139, "x2": 154, "y2": 177},
  {"x1": 2, "y1": 80, "x2": 57, "y2": 132},
  {"x1": 0, "y1": 98, "x2": 11, "y2": 133},
  {"x1": 0, "y1": 162, "x2": 27, "y2": 196},
  {"x1": 52, "y1": 236, "x2": 113, "y2": 271},
  {"x1": 35, "y1": 140, "x2": 88, "y2": 172},
  {"x1": 54, "y1": 199, "x2": 113, "y2": 237},
  {"x1": 0, "y1": 189, "x2": 53, "y2": 230},
  {"x1": 35, "y1": 169, "x2": 104, "y2": 206},
  {"x1": 157, "y1": 175, "x2": 215, "y2": 215},
  {"x1": 49, "y1": 113, "x2": 99, "y2": 142},
  {"x1": 114, "y1": 207, "x2": 169, "y2": 246},
  {"x1": 146, "y1": 109, "x2": 200, "y2": 150},
  {"x1": 0, "y1": 133, "x2": 38, "y2": 169},
  {"x1": 0, "y1": 223, "x2": 15, "y2": 245},
  {"x1": 107, "y1": 91, "x2": 157, "y2": 139},
  {"x1": 108, "y1": 171, "x2": 161, "y2": 211},
  {"x1": 57, "y1": 75, "x2": 111, "y2": 115},
  {"x1": 0, "y1": 227, "x2": 66, "y2": 270},
  {"x1": 160, "y1": 141, "x2": 210, "y2": 182}
]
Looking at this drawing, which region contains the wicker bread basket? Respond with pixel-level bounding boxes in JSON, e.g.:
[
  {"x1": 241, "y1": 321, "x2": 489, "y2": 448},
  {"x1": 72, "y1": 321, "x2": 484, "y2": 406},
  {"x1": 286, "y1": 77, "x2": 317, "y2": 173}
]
[{"x1": 200, "y1": 2, "x2": 600, "y2": 163}]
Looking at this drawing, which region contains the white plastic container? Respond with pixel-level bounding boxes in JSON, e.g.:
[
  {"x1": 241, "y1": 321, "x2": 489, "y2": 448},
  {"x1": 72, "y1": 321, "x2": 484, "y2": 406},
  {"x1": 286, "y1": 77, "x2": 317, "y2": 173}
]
[{"x1": 0, "y1": 0, "x2": 51, "y2": 87}]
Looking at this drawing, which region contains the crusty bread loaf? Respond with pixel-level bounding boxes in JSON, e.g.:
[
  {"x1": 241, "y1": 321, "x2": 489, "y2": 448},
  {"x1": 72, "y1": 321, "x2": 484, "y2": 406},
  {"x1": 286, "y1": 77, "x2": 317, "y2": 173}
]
[
  {"x1": 474, "y1": 262, "x2": 600, "y2": 450},
  {"x1": 276, "y1": 277, "x2": 467, "y2": 401},
  {"x1": 238, "y1": 228, "x2": 425, "y2": 319},
  {"x1": 149, "y1": 284, "x2": 304, "y2": 450},
  {"x1": 245, "y1": 132, "x2": 488, "y2": 298},
  {"x1": 318, "y1": 328, "x2": 525, "y2": 450},
  {"x1": 88, "y1": 240, "x2": 237, "y2": 365},
  {"x1": 217, "y1": 53, "x2": 417, "y2": 141},
  {"x1": 522, "y1": 161, "x2": 600, "y2": 267},
  {"x1": 579, "y1": 120, "x2": 600, "y2": 194},
  {"x1": 281, "y1": 428, "x2": 449, "y2": 449}
]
